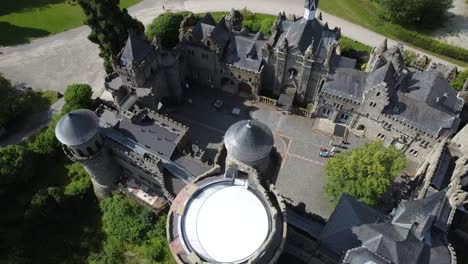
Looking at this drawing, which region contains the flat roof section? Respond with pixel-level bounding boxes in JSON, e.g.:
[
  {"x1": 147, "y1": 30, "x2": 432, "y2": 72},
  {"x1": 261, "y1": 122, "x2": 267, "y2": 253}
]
[{"x1": 183, "y1": 184, "x2": 269, "y2": 263}]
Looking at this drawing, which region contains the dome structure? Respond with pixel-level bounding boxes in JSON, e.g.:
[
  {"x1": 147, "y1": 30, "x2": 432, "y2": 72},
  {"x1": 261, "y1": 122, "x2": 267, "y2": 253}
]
[
  {"x1": 55, "y1": 109, "x2": 100, "y2": 146},
  {"x1": 224, "y1": 119, "x2": 274, "y2": 163}
]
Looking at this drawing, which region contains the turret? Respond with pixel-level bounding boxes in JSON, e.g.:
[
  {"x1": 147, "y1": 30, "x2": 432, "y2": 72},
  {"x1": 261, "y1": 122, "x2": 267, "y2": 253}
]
[
  {"x1": 304, "y1": 0, "x2": 319, "y2": 20},
  {"x1": 224, "y1": 120, "x2": 274, "y2": 179},
  {"x1": 225, "y1": 8, "x2": 243, "y2": 31},
  {"x1": 55, "y1": 109, "x2": 120, "y2": 200}
]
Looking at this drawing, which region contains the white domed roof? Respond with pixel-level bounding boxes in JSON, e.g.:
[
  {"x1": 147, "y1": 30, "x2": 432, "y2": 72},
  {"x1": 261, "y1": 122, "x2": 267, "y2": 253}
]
[
  {"x1": 224, "y1": 119, "x2": 274, "y2": 163},
  {"x1": 55, "y1": 109, "x2": 99, "y2": 146},
  {"x1": 182, "y1": 183, "x2": 269, "y2": 263}
]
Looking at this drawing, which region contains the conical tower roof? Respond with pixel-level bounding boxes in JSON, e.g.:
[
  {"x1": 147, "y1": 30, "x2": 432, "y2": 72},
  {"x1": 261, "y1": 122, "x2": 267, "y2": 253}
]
[
  {"x1": 55, "y1": 109, "x2": 100, "y2": 146},
  {"x1": 224, "y1": 119, "x2": 274, "y2": 163}
]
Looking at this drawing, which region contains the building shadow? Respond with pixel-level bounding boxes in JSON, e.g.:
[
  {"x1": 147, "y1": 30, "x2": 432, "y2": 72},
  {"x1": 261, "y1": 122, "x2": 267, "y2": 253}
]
[{"x1": 0, "y1": 22, "x2": 50, "y2": 46}]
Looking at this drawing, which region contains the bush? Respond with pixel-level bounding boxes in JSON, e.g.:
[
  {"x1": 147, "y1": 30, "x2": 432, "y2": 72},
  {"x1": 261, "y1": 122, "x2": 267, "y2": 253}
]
[
  {"x1": 63, "y1": 83, "x2": 93, "y2": 113},
  {"x1": 64, "y1": 163, "x2": 92, "y2": 197},
  {"x1": 403, "y1": 50, "x2": 418, "y2": 66},
  {"x1": 146, "y1": 12, "x2": 191, "y2": 49},
  {"x1": 388, "y1": 24, "x2": 468, "y2": 63},
  {"x1": 451, "y1": 69, "x2": 468, "y2": 91}
]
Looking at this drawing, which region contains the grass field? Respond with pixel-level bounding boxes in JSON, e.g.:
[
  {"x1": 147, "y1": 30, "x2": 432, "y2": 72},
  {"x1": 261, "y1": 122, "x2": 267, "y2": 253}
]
[
  {"x1": 0, "y1": 0, "x2": 141, "y2": 46},
  {"x1": 319, "y1": 0, "x2": 468, "y2": 67}
]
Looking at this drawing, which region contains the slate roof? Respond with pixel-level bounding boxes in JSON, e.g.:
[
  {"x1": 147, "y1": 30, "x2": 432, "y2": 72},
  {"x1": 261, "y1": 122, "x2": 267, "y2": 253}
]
[
  {"x1": 321, "y1": 68, "x2": 367, "y2": 102},
  {"x1": 224, "y1": 119, "x2": 274, "y2": 163},
  {"x1": 319, "y1": 192, "x2": 453, "y2": 264},
  {"x1": 99, "y1": 109, "x2": 188, "y2": 160},
  {"x1": 273, "y1": 18, "x2": 337, "y2": 60},
  {"x1": 385, "y1": 70, "x2": 462, "y2": 136},
  {"x1": 222, "y1": 31, "x2": 267, "y2": 72},
  {"x1": 190, "y1": 13, "x2": 265, "y2": 72},
  {"x1": 319, "y1": 193, "x2": 387, "y2": 258},
  {"x1": 120, "y1": 32, "x2": 153, "y2": 66},
  {"x1": 55, "y1": 109, "x2": 100, "y2": 146}
]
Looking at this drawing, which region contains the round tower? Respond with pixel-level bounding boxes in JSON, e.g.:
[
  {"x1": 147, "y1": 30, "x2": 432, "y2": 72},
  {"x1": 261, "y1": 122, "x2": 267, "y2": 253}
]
[
  {"x1": 55, "y1": 109, "x2": 120, "y2": 200},
  {"x1": 167, "y1": 176, "x2": 287, "y2": 264},
  {"x1": 224, "y1": 119, "x2": 274, "y2": 177}
]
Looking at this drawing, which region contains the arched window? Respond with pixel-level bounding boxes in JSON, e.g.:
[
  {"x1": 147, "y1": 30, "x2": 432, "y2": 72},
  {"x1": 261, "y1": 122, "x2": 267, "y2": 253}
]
[
  {"x1": 87, "y1": 147, "x2": 94, "y2": 156},
  {"x1": 77, "y1": 149, "x2": 85, "y2": 157}
]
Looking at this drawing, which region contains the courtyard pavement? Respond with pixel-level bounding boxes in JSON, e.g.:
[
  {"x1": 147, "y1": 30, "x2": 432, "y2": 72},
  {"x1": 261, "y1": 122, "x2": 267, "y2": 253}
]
[{"x1": 168, "y1": 88, "x2": 369, "y2": 220}]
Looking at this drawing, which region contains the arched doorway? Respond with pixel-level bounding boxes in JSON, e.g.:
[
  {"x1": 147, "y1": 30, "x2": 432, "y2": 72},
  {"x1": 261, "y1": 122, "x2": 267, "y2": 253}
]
[
  {"x1": 357, "y1": 124, "x2": 365, "y2": 131},
  {"x1": 238, "y1": 82, "x2": 253, "y2": 96}
]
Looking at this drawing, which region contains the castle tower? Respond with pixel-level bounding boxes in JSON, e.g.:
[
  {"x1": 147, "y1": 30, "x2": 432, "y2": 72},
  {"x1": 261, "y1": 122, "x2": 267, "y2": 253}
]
[
  {"x1": 304, "y1": 0, "x2": 319, "y2": 20},
  {"x1": 225, "y1": 8, "x2": 243, "y2": 31},
  {"x1": 224, "y1": 119, "x2": 274, "y2": 178},
  {"x1": 366, "y1": 38, "x2": 388, "y2": 72},
  {"x1": 55, "y1": 109, "x2": 120, "y2": 200}
]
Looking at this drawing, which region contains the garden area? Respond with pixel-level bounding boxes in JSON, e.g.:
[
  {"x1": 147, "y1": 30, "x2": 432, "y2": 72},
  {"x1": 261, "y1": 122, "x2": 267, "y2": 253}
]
[
  {"x1": 319, "y1": 0, "x2": 468, "y2": 67},
  {"x1": 0, "y1": 0, "x2": 141, "y2": 46}
]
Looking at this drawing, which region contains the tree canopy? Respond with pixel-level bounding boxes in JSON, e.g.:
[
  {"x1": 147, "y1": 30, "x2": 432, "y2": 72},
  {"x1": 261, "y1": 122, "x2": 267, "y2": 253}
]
[
  {"x1": 324, "y1": 141, "x2": 407, "y2": 206},
  {"x1": 0, "y1": 145, "x2": 34, "y2": 187},
  {"x1": 78, "y1": 0, "x2": 144, "y2": 72},
  {"x1": 63, "y1": 83, "x2": 93, "y2": 113},
  {"x1": 146, "y1": 12, "x2": 191, "y2": 49},
  {"x1": 379, "y1": 0, "x2": 454, "y2": 28},
  {"x1": 91, "y1": 194, "x2": 175, "y2": 264}
]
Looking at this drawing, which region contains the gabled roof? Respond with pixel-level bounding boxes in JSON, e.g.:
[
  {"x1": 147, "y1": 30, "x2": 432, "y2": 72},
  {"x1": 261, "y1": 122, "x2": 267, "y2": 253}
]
[
  {"x1": 319, "y1": 193, "x2": 387, "y2": 257},
  {"x1": 274, "y1": 18, "x2": 337, "y2": 57},
  {"x1": 120, "y1": 32, "x2": 153, "y2": 66}
]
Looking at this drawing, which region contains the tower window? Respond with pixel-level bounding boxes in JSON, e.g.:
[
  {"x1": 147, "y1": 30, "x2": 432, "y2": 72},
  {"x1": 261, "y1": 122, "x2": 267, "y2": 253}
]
[
  {"x1": 87, "y1": 147, "x2": 94, "y2": 156},
  {"x1": 77, "y1": 149, "x2": 85, "y2": 157}
]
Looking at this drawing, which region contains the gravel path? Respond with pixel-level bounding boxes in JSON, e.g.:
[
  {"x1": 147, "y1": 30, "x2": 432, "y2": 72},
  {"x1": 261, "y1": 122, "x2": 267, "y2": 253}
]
[
  {"x1": 0, "y1": 0, "x2": 463, "y2": 99},
  {"x1": 432, "y1": 0, "x2": 468, "y2": 49},
  {"x1": 0, "y1": 98, "x2": 64, "y2": 147}
]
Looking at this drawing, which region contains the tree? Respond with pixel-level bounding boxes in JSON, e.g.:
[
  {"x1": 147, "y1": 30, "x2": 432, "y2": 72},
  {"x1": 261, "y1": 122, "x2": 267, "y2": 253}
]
[
  {"x1": 0, "y1": 145, "x2": 34, "y2": 186},
  {"x1": 28, "y1": 126, "x2": 62, "y2": 156},
  {"x1": 379, "y1": 0, "x2": 454, "y2": 28},
  {"x1": 146, "y1": 12, "x2": 190, "y2": 49},
  {"x1": 324, "y1": 141, "x2": 407, "y2": 206},
  {"x1": 78, "y1": 0, "x2": 144, "y2": 73},
  {"x1": 100, "y1": 194, "x2": 156, "y2": 243},
  {"x1": 64, "y1": 163, "x2": 92, "y2": 198},
  {"x1": 63, "y1": 83, "x2": 93, "y2": 113}
]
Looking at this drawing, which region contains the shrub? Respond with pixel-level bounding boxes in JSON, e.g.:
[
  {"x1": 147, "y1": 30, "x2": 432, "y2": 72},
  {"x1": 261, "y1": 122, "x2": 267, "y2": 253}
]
[
  {"x1": 146, "y1": 12, "x2": 191, "y2": 49},
  {"x1": 63, "y1": 83, "x2": 93, "y2": 113},
  {"x1": 0, "y1": 145, "x2": 34, "y2": 186},
  {"x1": 451, "y1": 69, "x2": 468, "y2": 91}
]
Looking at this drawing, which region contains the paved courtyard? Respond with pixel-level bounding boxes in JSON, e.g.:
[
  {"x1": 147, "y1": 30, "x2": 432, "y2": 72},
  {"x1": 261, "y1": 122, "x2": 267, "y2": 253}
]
[{"x1": 168, "y1": 88, "x2": 368, "y2": 219}]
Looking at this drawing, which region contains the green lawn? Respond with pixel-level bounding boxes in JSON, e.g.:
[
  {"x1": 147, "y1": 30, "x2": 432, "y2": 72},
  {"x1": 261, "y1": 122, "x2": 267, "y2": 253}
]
[
  {"x1": 0, "y1": 0, "x2": 141, "y2": 46},
  {"x1": 319, "y1": 0, "x2": 468, "y2": 67}
]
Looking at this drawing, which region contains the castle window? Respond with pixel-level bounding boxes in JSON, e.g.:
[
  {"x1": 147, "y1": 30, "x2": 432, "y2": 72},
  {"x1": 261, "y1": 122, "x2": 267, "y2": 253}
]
[
  {"x1": 376, "y1": 92, "x2": 381, "y2": 97},
  {"x1": 207, "y1": 41, "x2": 211, "y2": 47},
  {"x1": 238, "y1": 75, "x2": 241, "y2": 79},
  {"x1": 77, "y1": 149, "x2": 85, "y2": 157},
  {"x1": 193, "y1": 71, "x2": 198, "y2": 78},
  {"x1": 249, "y1": 78, "x2": 252, "y2": 82},
  {"x1": 377, "y1": 133, "x2": 386, "y2": 140},
  {"x1": 87, "y1": 147, "x2": 94, "y2": 156},
  {"x1": 409, "y1": 149, "x2": 419, "y2": 157}
]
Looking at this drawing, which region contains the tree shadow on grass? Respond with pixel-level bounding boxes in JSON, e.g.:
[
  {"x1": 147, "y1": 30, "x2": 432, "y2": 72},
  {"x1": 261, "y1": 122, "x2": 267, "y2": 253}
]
[
  {"x1": 0, "y1": 22, "x2": 50, "y2": 46},
  {"x1": 0, "y1": 0, "x2": 67, "y2": 16}
]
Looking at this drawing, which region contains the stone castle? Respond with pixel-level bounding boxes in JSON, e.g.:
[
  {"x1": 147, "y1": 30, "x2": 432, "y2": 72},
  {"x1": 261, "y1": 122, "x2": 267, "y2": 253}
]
[{"x1": 54, "y1": 0, "x2": 468, "y2": 263}]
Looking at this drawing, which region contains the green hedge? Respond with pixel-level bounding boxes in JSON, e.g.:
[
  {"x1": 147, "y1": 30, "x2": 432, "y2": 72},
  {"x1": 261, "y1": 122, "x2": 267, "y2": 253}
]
[{"x1": 388, "y1": 24, "x2": 468, "y2": 63}]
